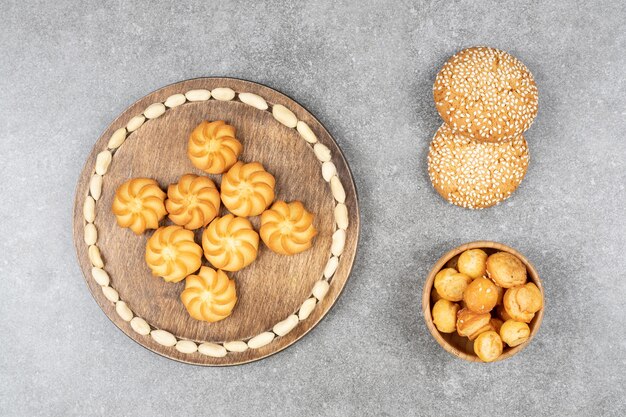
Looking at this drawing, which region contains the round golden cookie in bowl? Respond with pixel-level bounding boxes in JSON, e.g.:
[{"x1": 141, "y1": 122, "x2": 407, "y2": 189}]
[
  {"x1": 433, "y1": 46, "x2": 538, "y2": 143},
  {"x1": 422, "y1": 241, "x2": 544, "y2": 363},
  {"x1": 427, "y1": 123, "x2": 529, "y2": 209}
]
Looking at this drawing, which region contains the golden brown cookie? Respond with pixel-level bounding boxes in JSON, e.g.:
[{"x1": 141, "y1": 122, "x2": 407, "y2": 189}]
[
  {"x1": 188, "y1": 120, "x2": 243, "y2": 174},
  {"x1": 220, "y1": 161, "x2": 276, "y2": 217},
  {"x1": 456, "y1": 308, "x2": 493, "y2": 340},
  {"x1": 458, "y1": 249, "x2": 488, "y2": 278},
  {"x1": 202, "y1": 214, "x2": 259, "y2": 272},
  {"x1": 499, "y1": 319, "x2": 530, "y2": 347},
  {"x1": 486, "y1": 251, "x2": 527, "y2": 288},
  {"x1": 474, "y1": 330, "x2": 503, "y2": 362},
  {"x1": 463, "y1": 277, "x2": 498, "y2": 314},
  {"x1": 434, "y1": 268, "x2": 472, "y2": 302},
  {"x1": 112, "y1": 178, "x2": 167, "y2": 234},
  {"x1": 145, "y1": 226, "x2": 202, "y2": 282},
  {"x1": 428, "y1": 124, "x2": 529, "y2": 209},
  {"x1": 520, "y1": 282, "x2": 543, "y2": 313},
  {"x1": 181, "y1": 267, "x2": 237, "y2": 323},
  {"x1": 165, "y1": 174, "x2": 220, "y2": 230},
  {"x1": 503, "y1": 286, "x2": 535, "y2": 323},
  {"x1": 432, "y1": 299, "x2": 460, "y2": 333},
  {"x1": 434, "y1": 46, "x2": 538, "y2": 143},
  {"x1": 260, "y1": 201, "x2": 317, "y2": 255}
]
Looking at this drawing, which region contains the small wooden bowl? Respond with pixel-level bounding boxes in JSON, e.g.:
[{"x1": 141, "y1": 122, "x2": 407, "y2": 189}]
[{"x1": 422, "y1": 241, "x2": 544, "y2": 363}]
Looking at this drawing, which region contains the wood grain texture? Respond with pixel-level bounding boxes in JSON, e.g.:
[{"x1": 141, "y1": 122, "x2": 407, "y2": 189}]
[
  {"x1": 422, "y1": 241, "x2": 544, "y2": 363},
  {"x1": 72, "y1": 78, "x2": 360, "y2": 366}
]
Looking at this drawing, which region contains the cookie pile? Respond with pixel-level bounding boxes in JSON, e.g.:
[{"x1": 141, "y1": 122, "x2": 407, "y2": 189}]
[
  {"x1": 111, "y1": 120, "x2": 318, "y2": 323},
  {"x1": 428, "y1": 47, "x2": 538, "y2": 209},
  {"x1": 430, "y1": 248, "x2": 543, "y2": 362}
]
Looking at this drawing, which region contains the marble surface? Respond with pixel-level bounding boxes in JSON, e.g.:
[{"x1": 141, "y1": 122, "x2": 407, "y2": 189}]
[{"x1": 1, "y1": 0, "x2": 625, "y2": 415}]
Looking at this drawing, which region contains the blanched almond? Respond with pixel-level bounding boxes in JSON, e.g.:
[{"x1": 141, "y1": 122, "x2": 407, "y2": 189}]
[
  {"x1": 314, "y1": 143, "x2": 331, "y2": 162},
  {"x1": 102, "y1": 286, "x2": 119, "y2": 303},
  {"x1": 272, "y1": 104, "x2": 297, "y2": 128},
  {"x1": 211, "y1": 87, "x2": 235, "y2": 101},
  {"x1": 130, "y1": 317, "x2": 151, "y2": 335},
  {"x1": 238, "y1": 92, "x2": 268, "y2": 110},
  {"x1": 95, "y1": 150, "x2": 112, "y2": 175},
  {"x1": 313, "y1": 279, "x2": 331, "y2": 300},
  {"x1": 176, "y1": 340, "x2": 198, "y2": 354},
  {"x1": 298, "y1": 297, "x2": 317, "y2": 321},
  {"x1": 273, "y1": 315, "x2": 298, "y2": 336},
  {"x1": 89, "y1": 174, "x2": 103, "y2": 200},
  {"x1": 91, "y1": 267, "x2": 109, "y2": 286},
  {"x1": 84, "y1": 223, "x2": 97, "y2": 245},
  {"x1": 296, "y1": 121, "x2": 317, "y2": 143},
  {"x1": 88, "y1": 245, "x2": 104, "y2": 268},
  {"x1": 126, "y1": 115, "x2": 145, "y2": 132},
  {"x1": 185, "y1": 89, "x2": 211, "y2": 102},
  {"x1": 330, "y1": 176, "x2": 346, "y2": 203},
  {"x1": 115, "y1": 301, "x2": 133, "y2": 322},
  {"x1": 323, "y1": 257, "x2": 339, "y2": 279},
  {"x1": 83, "y1": 196, "x2": 96, "y2": 223},
  {"x1": 151, "y1": 329, "x2": 177, "y2": 347},
  {"x1": 107, "y1": 128, "x2": 127, "y2": 149},
  {"x1": 331, "y1": 229, "x2": 346, "y2": 256},
  {"x1": 223, "y1": 341, "x2": 248, "y2": 352},
  {"x1": 164, "y1": 93, "x2": 186, "y2": 108},
  {"x1": 247, "y1": 332, "x2": 275, "y2": 349},
  {"x1": 144, "y1": 103, "x2": 166, "y2": 119},
  {"x1": 334, "y1": 203, "x2": 349, "y2": 230},
  {"x1": 322, "y1": 161, "x2": 337, "y2": 182},
  {"x1": 198, "y1": 342, "x2": 227, "y2": 357}
]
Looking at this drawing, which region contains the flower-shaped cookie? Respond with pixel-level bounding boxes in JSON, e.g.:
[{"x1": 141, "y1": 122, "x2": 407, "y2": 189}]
[
  {"x1": 260, "y1": 201, "x2": 318, "y2": 255},
  {"x1": 145, "y1": 226, "x2": 202, "y2": 282},
  {"x1": 187, "y1": 120, "x2": 243, "y2": 174},
  {"x1": 202, "y1": 214, "x2": 259, "y2": 272},
  {"x1": 112, "y1": 178, "x2": 167, "y2": 234},
  {"x1": 220, "y1": 161, "x2": 276, "y2": 217},
  {"x1": 181, "y1": 267, "x2": 237, "y2": 322},
  {"x1": 165, "y1": 174, "x2": 221, "y2": 230}
]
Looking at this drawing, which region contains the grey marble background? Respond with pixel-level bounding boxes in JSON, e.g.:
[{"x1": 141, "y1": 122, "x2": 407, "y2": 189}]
[{"x1": 1, "y1": 0, "x2": 625, "y2": 416}]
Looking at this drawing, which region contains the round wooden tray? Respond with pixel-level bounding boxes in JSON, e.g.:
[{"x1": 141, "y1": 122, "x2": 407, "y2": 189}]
[{"x1": 72, "y1": 78, "x2": 360, "y2": 365}]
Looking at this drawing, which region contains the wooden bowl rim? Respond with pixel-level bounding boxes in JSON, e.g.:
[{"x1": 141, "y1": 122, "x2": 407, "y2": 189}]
[{"x1": 422, "y1": 241, "x2": 544, "y2": 363}]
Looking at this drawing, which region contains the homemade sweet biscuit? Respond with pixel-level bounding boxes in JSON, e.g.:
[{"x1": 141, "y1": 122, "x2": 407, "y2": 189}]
[
  {"x1": 202, "y1": 214, "x2": 259, "y2": 272},
  {"x1": 486, "y1": 251, "x2": 528, "y2": 288},
  {"x1": 181, "y1": 267, "x2": 237, "y2": 322},
  {"x1": 112, "y1": 178, "x2": 167, "y2": 234},
  {"x1": 474, "y1": 330, "x2": 503, "y2": 362},
  {"x1": 432, "y1": 299, "x2": 460, "y2": 333},
  {"x1": 260, "y1": 201, "x2": 317, "y2": 255},
  {"x1": 463, "y1": 277, "x2": 499, "y2": 314},
  {"x1": 434, "y1": 46, "x2": 538, "y2": 143},
  {"x1": 434, "y1": 268, "x2": 472, "y2": 302},
  {"x1": 188, "y1": 120, "x2": 243, "y2": 174},
  {"x1": 221, "y1": 161, "x2": 276, "y2": 217},
  {"x1": 145, "y1": 226, "x2": 202, "y2": 282},
  {"x1": 165, "y1": 174, "x2": 220, "y2": 230},
  {"x1": 428, "y1": 124, "x2": 529, "y2": 209}
]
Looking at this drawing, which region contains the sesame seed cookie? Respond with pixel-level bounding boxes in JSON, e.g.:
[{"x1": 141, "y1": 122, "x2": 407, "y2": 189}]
[
  {"x1": 427, "y1": 124, "x2": 529, "y2": 209},
  {"x1": 434, "y1": 46, "x2": 538, "y2": 143}
]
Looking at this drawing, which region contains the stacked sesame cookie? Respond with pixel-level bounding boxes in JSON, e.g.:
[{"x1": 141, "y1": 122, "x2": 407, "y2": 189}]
[{"x1": 428, "y1": 47, "x2": 538, "y2": 209}]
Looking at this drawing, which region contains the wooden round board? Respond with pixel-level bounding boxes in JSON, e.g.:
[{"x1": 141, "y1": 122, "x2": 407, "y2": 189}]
[{"x1": 72, "y1": 78, "x2": 360, "y2": 365}]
